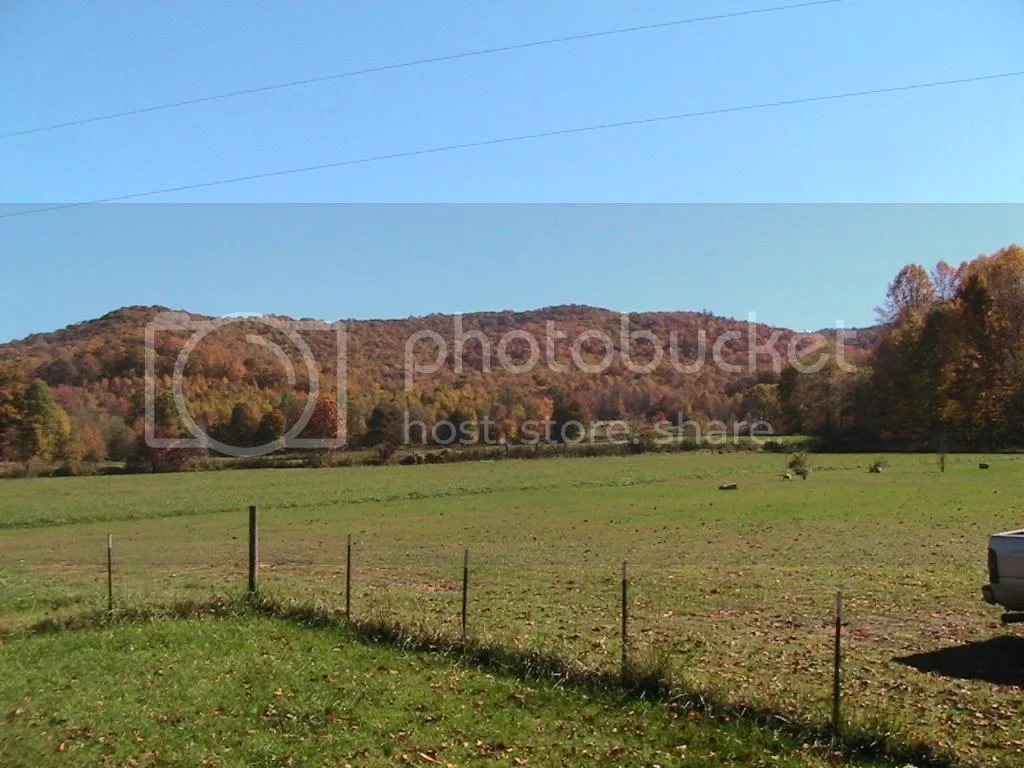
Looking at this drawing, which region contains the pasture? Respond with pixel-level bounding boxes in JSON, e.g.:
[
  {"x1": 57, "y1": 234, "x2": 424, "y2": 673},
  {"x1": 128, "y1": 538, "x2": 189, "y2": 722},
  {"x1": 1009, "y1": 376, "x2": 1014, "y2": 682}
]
[
  {"x1": 0, "y1": 615, "x2": 895, "y2": 768},
  {"x1": 1, "y1": 452, "x2": 1022, "y2": 765}
]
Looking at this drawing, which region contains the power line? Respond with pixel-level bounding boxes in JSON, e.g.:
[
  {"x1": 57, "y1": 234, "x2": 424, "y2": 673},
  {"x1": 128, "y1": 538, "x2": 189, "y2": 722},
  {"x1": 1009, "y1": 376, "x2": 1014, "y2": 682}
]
[
  {"x1": 1, "y1": 0, "x2": 848, "y2": 140},
  {"x1": 3, "y1": 69, "x2": 1020, "y2": 220}
]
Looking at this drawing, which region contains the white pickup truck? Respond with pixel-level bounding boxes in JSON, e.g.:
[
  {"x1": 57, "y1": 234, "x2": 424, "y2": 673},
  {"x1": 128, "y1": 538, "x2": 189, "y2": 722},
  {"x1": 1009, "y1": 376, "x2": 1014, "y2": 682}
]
[{"x1": 982, "y1": 529, "x2": 1024, "y2": 615}]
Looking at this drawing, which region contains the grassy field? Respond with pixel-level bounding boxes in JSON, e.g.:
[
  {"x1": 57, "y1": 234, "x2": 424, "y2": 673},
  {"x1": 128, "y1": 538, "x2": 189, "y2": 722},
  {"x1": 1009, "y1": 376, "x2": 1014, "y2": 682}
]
[
  {"x1": 0, "y1": 614, "x2": 896, "y2": 768},
  {"x1": 1, "y1": 452, "x2": 1023, "y2": 765}
]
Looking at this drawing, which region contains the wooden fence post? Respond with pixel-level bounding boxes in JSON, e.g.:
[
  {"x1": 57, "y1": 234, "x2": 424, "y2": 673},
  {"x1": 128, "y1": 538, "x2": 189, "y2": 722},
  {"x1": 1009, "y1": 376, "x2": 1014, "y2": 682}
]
[{"x1": 248, "y1": 505, "x2": 259, "y2": 595}]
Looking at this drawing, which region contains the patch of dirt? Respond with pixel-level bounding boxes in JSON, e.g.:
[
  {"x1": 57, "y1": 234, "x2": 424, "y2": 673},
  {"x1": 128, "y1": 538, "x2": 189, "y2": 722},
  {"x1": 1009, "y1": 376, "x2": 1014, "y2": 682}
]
[
  {"x1": 24, "y1": 563, "x2": 95, "y2": 573},
  {"x1": 419, "y1": 581, "x2": 459, "y2": 593}
]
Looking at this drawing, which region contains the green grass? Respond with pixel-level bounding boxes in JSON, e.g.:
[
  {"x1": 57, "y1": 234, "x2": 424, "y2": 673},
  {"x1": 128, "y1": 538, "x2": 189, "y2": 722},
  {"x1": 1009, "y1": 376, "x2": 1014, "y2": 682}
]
[
  {"x1": 1, "y1": 451, "x2": 1022, "y2": 765},
  {"x1": 0, "y1": 615, "x2": 889, "y2": 767}
]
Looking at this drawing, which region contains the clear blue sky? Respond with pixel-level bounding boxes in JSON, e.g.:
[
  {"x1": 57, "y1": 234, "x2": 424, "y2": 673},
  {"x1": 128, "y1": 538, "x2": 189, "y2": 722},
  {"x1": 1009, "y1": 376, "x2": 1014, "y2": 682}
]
[{"x1": 1, "y1": 0, "x2": 1022, "y2": 342}]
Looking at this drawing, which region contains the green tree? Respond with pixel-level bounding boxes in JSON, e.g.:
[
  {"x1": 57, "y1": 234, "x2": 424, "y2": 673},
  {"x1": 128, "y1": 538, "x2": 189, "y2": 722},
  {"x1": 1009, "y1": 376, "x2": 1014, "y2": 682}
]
[
  {"x1": 253, "y1": 409, "x2": 286, "y2": 447},
  {"x1": 738, "y1": 383, "x2": 780, "y2": 425},
  {"x1": 17, "y1": 379, "x2": 73, "y2": 462},
  {"x1": 226, "y1": 401, "x2": 261, "y2": 447},
  {"x1": 445, "y1": 406, "x2": 476, "y2": 445},
  {"x1": 550, "y1": 394, "x2": 590, "y2": 443},
  {"x1": 0, "y1": 367, "x2": 28, "y2": 460},
  {"x1": 364, "y1": 402, "x2": 404, "y2": 447},
  {"x1": 103, "y1": 417, "x2": 139, "y2": 462}
]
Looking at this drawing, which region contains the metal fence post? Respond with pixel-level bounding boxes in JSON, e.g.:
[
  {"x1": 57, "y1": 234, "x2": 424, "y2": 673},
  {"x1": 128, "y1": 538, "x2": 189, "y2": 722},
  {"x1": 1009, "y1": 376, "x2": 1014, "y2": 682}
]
[
  {"x1": 621, "y1": 560, "x2": 629, "y2": 679},
  {"x1": 248, "y1": 505, "x2": 259, "y2": 595},
  {"x1": 106, "y1": 534, "x2": 113, "y2": 612},
  {"x1": 345, "y1": 533, "x2": 352, "y2": 620},
  {"x1": 461, "y1": 549, "x2": 469, "y2": 641},
  {"x1": 832, "y1": 590, "x2": 843, "y2": 738}
]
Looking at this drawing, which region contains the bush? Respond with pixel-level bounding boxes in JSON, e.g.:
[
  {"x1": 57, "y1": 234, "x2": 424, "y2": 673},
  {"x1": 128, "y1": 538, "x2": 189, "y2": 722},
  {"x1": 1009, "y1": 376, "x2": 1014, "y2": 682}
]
[
  {"x1": 306, "y1": 451, "x2": 355, "y2": 469},
  {"x1": 787, "y1": 452, "x2": 811, "y2": 477},
  {"x1": 868, "y1": 456, "x2": 888, "y2": 473},
  {"x1": 181, "y1": 456, "x2": 220, "y2": 472},
  {"x1": 674, "y1": 438, "x2": 702, "y2": 452},
  {"x1": 628, "y1": 426, "x2": 661, "y2": 454},
  {"x1": 232, "y1": 455, "x2": 308, "y2": 470},
  {"x1": 52, "y1": 461, "x2": 99, "y2": 477},
  {"x1": 622, "y1": 643, "x2": 673, "y2": 698},
  {"x1": 124, "y1": 455, "x2": 154, "y2": 474}
]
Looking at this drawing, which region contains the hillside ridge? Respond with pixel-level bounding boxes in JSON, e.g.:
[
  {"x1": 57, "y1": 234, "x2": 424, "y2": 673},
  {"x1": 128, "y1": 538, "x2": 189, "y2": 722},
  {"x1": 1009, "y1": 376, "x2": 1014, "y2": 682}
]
[{"x1": 2, "y1": 303, "x2": 876, "y2": 349}]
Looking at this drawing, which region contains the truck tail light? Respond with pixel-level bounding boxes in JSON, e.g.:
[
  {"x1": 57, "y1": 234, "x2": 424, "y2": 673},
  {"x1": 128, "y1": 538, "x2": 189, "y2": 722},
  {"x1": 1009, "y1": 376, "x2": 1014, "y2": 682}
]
[{"x1": 989, "y1": 548, "x2": 1000, "y2": 584}]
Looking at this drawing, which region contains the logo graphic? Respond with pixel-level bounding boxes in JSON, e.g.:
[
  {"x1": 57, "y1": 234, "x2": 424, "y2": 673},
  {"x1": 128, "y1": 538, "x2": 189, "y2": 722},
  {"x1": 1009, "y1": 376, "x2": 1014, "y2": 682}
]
[{"x1": 145, "y1": 312, "x2": 346, "y2": 456}]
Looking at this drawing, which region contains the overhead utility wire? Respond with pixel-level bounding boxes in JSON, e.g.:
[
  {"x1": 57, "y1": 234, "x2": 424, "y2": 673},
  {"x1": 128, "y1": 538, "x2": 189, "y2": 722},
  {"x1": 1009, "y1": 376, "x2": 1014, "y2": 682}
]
[
  {"x1": 3, "y1": 69, "x2": 1020, "y2": 220},
  {"x1": 1, "y1": 0, "x2": 847, "y2": 139}
]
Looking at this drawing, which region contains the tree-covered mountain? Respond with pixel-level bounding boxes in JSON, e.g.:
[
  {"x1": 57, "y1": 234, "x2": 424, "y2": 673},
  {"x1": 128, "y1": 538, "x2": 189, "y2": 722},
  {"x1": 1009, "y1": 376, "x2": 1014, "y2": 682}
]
[
  {"x1": 5, "y1": 243, "x2": 1023, "y2": 468},
  {"x1": 0, "y1": 303, "x2": 876, "y2": 464}
]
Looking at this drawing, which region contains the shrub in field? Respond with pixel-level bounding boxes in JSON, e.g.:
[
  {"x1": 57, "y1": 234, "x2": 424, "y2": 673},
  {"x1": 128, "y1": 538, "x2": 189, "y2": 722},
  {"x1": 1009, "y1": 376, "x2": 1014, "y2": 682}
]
[
  {"x1": 733, "y1": 438, "x2": 760, "y2": 452},
  {"x1": 133, "y1": 434, "x2": 204, "y2": 473},
  {"x1": 233, "y1": 455, "x2": 309, "y2": 470},
  {"x1": 304, "y1": 450, "x2": 355, "y2": 468},
  {"x1": 868, "y1": 456, "x2": 888, "y2": 473},
  {"x1": 378, "y1": 442, "x2": 398, "y2": 464},
  {"x1": 51, "y1": 460, "x2": 100, "y2": 477},
  {"x1": 583, "y1": 442, "x2": 633, "y2": 458},
  {"x1": 628, "y1": 427, "x2": 660, "y2": 454},
  {"x1": 0, "y1": 461, "x2": 24, "y2": 478},
  {"x1": 622, "y1": 643, "x2": 674, "y2": 698},
  {"x1": 305, "y1": 451, "x2": 328, "y2": 468},
  {"x1": 422, "y1": 448, "x2": 453, "y2": 464},
  {"x1": 181, "y1": 456, "x2": 220, "y2": 472},
  {"x1": 674, "y1": 438, "x2": 702, "y2": 452},
  {"x1": 787, "y1": 452, "x2": 811, "y2": 478}
]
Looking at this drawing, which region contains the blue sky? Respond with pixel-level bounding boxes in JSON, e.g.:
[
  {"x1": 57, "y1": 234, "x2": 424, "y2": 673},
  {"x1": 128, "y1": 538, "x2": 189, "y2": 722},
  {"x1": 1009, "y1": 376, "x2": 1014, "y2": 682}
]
[{"x1": 1, "y1": 0, "x2": 1022, "y2": 342}]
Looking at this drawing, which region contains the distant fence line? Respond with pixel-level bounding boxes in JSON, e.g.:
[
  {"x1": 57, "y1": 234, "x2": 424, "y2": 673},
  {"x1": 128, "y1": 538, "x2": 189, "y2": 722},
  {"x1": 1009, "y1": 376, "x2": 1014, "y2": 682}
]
[{"x1": 94, "y1": 504, "x2": 847, "y2": 738}]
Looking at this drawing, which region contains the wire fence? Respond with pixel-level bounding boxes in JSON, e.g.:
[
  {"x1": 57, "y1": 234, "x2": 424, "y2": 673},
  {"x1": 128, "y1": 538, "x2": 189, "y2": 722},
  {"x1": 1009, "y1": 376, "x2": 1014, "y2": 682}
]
[{"x1": 2, "y1": 501, "x2": 1020, "y2": 764}]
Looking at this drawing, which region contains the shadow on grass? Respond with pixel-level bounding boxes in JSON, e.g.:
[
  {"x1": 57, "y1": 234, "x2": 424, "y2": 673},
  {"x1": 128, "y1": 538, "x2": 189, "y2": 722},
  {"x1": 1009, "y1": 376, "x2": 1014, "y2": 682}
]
[
  {"x1": 7, "y1": 594, "x2": 966, "y2": 768},
  {"x1": 895, "y1": 635, "x2": 1024, "y2": 687}
]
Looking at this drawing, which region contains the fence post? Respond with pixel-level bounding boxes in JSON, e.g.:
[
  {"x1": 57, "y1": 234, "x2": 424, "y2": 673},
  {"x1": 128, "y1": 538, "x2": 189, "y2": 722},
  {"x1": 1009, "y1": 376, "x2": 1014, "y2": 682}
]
[
  {"x1": 106, "y1": 534, "x2": 113, "y2": 613},
  {"x1": 248, "y1": 505, "x2": 259, "y2": 595},
  {"x1": 345, "y1": 533, "x2": 352, "y2": 620},
  {"x1": 832, "y1": 590, "x2": 843, "y2": 738},
  {"x1": 621, "y1": 559, "x2": 629, "y2": 679},
  {"x1": 461, "y1": 548, "x2": 469, "y2": 641}
]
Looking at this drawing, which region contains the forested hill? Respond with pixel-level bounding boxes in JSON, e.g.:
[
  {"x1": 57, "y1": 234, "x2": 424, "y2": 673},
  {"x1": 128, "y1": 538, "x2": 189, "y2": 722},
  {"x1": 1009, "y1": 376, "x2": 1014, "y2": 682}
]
[
  {"x1": 0, "y1": 304, "x2": 875, "y2": 461},
  {"x1": 5, "y1": 245, "x2": 1024, "y2": 467}
]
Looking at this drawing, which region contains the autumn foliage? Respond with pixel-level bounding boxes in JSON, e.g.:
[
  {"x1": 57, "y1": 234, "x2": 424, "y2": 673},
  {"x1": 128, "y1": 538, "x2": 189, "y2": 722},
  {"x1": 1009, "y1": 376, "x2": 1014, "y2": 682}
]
[
  {"x1": 4, "y1": 246, "x2": 1023, "y2": 467},
  {"x1": 780, "y1": 245, "x2": 1024, "y2": 449}
]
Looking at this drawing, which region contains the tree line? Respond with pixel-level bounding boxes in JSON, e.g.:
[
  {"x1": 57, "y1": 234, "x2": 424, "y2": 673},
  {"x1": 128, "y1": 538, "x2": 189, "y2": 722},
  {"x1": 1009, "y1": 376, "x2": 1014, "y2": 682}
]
[
  {"x1": 780, "y1": 244, "x2": 1024, "y2": 450},
  {"x1": 1, "y1": 246, "x2": 1021, "y2": 469}
]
